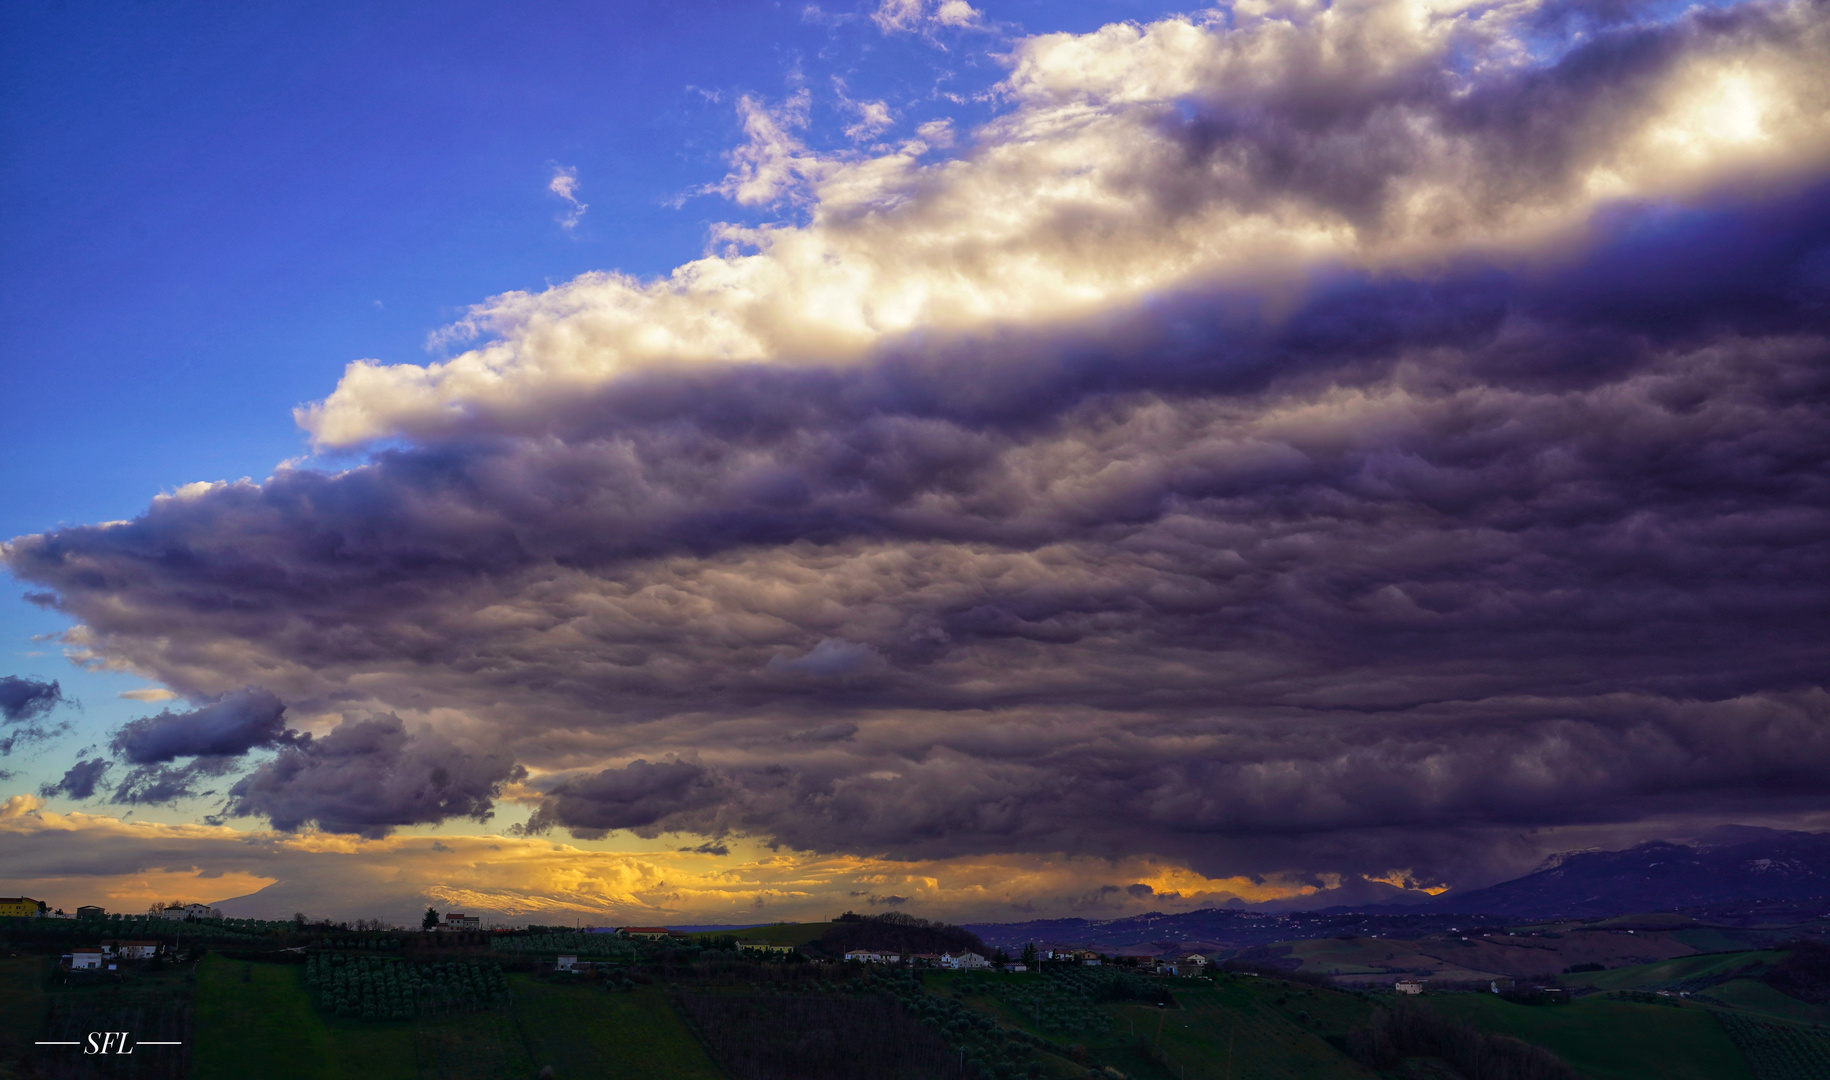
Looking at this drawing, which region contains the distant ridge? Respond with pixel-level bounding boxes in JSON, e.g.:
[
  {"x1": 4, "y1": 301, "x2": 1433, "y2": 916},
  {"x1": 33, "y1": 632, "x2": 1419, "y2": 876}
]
[
  {"x1": 967, "y1": 826, "x2": 1830, "y2": 949},
  {"x1": 1426, "y1": 827, "x2": 1830, "y2": 918}
]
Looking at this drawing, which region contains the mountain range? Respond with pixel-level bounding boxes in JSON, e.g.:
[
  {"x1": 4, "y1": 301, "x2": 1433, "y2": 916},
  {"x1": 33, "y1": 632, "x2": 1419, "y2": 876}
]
[
  {"x1": 1427, "y1": 825, "x2": 1830, "y2": 918},
  {"x1": 968, "y1": 826, "x2": 1830, "y2": 952}
]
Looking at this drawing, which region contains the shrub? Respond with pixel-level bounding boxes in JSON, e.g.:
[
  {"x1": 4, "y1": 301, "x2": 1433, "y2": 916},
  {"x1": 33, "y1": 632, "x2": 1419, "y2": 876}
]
[{"x1": 1347, "y1": 1006, "x2": 1577, "y2": 1080}]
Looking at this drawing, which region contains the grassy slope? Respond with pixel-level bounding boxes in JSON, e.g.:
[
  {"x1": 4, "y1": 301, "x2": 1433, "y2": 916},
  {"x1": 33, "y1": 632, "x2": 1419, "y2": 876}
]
[
  {"x1": 687, "y1": 922, "x2": 832, "y2": 947},
  {"x1": 507, "y1": 976, "x2": 724, "y2": 1080},
  {"x1": 1670, "y1": 928, "x2": 1761, "y2": 953},
  {"x1": 1286, "y1": 938, "x2": 1433, "y2": 976},
  {"x1": 193, "y1": 959, "x2": 726, "y2": 1080},
  {"x1": 1424, "y1": 994, "x2": 1752, "y2": 1080},
  {"x1": 1129, "y1": 982, "x2": 1372, "y2": 1080},
  {"x1": 1560, "y1": 950, "x2": 1780, "y2": 991},
  {"x1": 941, "y1": 969, "x2": 1374, "y2": 1080},
  {"x1": 1706, "y1": 978, "x2": 1830, "y2": 1025},
  {"x1": 192, "y1": 956, "x2": 417, "y2": 1080}
]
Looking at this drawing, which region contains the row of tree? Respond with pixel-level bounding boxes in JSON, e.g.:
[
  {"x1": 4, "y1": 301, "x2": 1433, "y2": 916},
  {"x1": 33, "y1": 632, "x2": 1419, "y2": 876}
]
[{"x1": 303, "y1": 953, "x2": 509, "y2": 1021}]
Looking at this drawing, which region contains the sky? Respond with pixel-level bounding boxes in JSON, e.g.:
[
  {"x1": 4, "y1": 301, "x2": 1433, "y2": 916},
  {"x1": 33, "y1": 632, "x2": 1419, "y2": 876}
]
[{"x1": 2, "y1": 0, "x2": 1827, "y2": 926}]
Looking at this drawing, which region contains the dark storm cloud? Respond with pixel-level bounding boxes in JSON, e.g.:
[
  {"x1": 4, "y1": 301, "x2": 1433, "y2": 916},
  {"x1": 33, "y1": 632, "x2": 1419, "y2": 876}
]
[
  {"x1": 8, "y1": 189, "x2": 1830, "y2": 877},
  {"x1": 521, "y1": 760, "x2": 727, "y2": 841},
  {"x1": 0, "y1": 675, "x2": 64, "y2": 722},
  {"x1": 225, "y1": 714, "x2": 525, "y2": 839},
  {"x1": 39, "y1": 757, "x2": 110, "y2": 800},
  {"x1": 110, "y1": 689, "x2": 293, "y2": 764},
  {"x1": 112, "y1": 756, "x2": 239, "y2": 806},
  {"x1": 0, "y1": 675, "x2": 70, "y2": 755},
  {"x1": 4, "y1": 2, "x2": 1830, "y2": 887}
]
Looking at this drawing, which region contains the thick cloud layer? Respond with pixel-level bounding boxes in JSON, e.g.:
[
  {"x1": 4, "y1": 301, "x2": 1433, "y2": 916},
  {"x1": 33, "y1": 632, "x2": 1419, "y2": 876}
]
[
  {"x1": 224, "y1": 715, "x2": 525, "y2": 839},
  {"x1": 7, "y1": 0, "x2": 1830, "y2": 894}
]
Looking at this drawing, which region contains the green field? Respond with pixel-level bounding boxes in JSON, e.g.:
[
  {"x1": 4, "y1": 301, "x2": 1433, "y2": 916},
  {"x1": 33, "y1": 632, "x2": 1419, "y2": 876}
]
[
  {"x1": 1120, "y1": 982, "x2": 1371, "y2": 1080},
  {"x1": 192, "y1": 956, "x2": 722, "y2": 1080},
  {"x1": 938, "y1": 968, "x2": 1376, "y2": 1080},
  {"x1": 0, "y1": 956, "x2": 49, "y2": 1054},
  {"x1": 509, "y1": 975, "x2": 723, "y2": 1080},
  {"x1": 1705, "y1": 977, "x2": 1830, "y2": 1026},
  {"x1": 1671, "y1": 927, "x2": 1762, "y2": 953},
  {"x1": 1424, "y1": 993, "x2": 1753, "y2": 1080},
  {"x1": 1561, "y1": 950, "x2": 1780, "y2": 992},
  {"x1": 193, "y1": 957, "x2": 418, "y2": 1079}
]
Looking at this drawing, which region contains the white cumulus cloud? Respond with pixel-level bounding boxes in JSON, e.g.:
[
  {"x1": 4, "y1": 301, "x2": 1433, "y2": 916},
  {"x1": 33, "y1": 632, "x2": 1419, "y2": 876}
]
[{"x1": 296, "y1": 0, "x2": 1830, "y2": 449}]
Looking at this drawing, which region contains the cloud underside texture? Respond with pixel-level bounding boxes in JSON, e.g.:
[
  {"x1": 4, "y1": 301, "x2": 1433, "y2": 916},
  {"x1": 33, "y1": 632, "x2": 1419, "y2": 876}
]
[{"x1": 8, "y1": 0, "x2": 1830, "y2": 887}]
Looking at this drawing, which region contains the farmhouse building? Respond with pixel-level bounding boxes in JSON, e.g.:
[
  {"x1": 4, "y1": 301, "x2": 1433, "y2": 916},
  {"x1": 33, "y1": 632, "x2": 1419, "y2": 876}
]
[
  {"x1": 738, "y1": 940, "x2": 795, "y2": 955},
  {"x1": 0, "y1": 897, "x2": 46, "y2": 918},
  {"x1": 154, "y1": 902, "x2": 217, "y2": 920},
  {"x1": 67, "y1": 947, "x2": 104, "y2": 970}
]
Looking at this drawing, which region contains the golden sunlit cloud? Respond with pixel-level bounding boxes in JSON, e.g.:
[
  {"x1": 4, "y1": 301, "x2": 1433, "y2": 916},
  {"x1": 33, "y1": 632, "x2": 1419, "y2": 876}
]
[{"x1": 0, "y1": 798, "x2": 1325, "y2": 923}]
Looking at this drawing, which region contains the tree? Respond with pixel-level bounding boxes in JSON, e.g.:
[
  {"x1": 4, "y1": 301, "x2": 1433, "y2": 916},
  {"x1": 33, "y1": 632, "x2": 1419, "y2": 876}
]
[
  {"x1": 1021, "y1": 942, "x2": 1038, "y2": 966},
  {"x1": 423, "y1": 907, "x2": 440, "y2": 930}
]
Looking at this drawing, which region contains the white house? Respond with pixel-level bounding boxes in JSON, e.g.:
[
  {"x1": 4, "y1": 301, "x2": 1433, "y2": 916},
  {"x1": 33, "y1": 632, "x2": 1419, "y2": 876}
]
[
  {"x1": 1395, "y1": 979, "x2": 1425, "y2": 995},
  {"x1": 845, "y1": 950, "x2": 882, "y2": 963},
  {"x1": 555, "y1": 955, "x2": 587, "y2": 972},
  {"x1": 68, "y1": 948, "x2": 104, "y2": 970},
  {"x1": 1182, "y1": 954, "x2": 1207, "y2": 969},
  {"x1": 442, "y1": 913, "x2": 482, "y2": 930},
  {"x1": 115, "y1": 941, "x2": 159, "y2": 960},
  {"x1": 941, "y1": 951, "x2": 991, "y2": 970}
]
